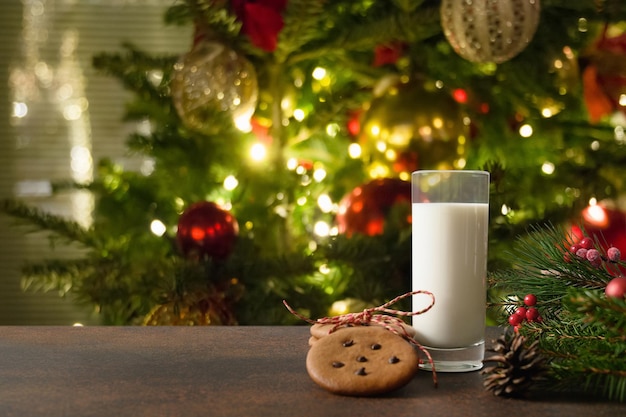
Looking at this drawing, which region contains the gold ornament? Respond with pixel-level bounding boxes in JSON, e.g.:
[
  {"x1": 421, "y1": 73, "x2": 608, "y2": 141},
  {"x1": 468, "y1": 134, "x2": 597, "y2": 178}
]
[
  {"x1": 170, "y1": 38, "x2": 258, "y2": 133},
  {"x1": 440, "y1": 0, "x2": 541, "y2": 64},
  {"x1": 359, "y1": 77, "x2": 468, "y2": 172},
  {"x1": 143, "y1": 291, "x2": 238, "y2": 326}
]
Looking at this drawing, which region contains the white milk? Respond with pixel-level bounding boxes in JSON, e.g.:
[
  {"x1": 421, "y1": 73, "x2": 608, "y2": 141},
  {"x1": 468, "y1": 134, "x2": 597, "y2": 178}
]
[{"x1": 411, "y1": 202, "x2": 488, "y2": 348}]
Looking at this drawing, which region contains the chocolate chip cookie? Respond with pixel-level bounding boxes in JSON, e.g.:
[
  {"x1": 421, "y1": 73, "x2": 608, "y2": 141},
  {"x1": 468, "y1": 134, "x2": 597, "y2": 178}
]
[{"x1": 306, "y1": 325, "x2": 419, "y2": 396}]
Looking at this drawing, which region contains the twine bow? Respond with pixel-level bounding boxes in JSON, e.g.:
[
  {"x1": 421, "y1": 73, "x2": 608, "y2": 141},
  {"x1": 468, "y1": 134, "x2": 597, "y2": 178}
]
[{"x1": 283, "y1": 290, "x2": 438, "y2": 387}]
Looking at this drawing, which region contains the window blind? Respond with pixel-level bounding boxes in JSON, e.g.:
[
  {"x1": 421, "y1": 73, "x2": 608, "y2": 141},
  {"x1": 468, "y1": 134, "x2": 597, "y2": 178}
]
[{"x1": 0, "y1": 0, "x2": 191, "y2": 324}]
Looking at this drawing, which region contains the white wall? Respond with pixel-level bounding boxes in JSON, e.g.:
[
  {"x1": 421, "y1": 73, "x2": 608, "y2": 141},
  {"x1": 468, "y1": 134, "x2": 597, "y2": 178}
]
[{"x1": 0, "y1": 0, "x2": 191, "y2": 324}]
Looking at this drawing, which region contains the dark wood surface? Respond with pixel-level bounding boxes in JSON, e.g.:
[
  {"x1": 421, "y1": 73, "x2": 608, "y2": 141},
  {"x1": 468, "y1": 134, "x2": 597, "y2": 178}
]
[{"x1": 0, "y1": 326, "x2": 622, "y2": 417}]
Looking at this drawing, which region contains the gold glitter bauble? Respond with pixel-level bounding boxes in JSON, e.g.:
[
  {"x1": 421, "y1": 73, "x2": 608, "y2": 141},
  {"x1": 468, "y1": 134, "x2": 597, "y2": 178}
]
[
  {"x1": 359, "y1": 79, "x2": 467, "y2": 171},
  {"x1": 440, "y1": 0, "x2": 541, "y2": 64},
  {"x1": 170, "y1": 39, "x2": 258, "y2": 133},
  {"x1": 143, "y1": 293, "x2": 238, "y2": 326}
]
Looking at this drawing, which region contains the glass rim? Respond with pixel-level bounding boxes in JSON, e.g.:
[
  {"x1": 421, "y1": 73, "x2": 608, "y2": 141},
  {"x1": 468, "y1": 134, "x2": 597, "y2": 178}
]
[{"x1": 411, "y1": 170, "x2": 489, "y2": 176}]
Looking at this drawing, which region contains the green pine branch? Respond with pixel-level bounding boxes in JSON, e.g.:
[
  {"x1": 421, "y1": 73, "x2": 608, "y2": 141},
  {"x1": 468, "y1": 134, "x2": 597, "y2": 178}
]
[
  {"x1": 0, "y1": 199, "x2": 97, "y2": 248},
  {"x1": 565, "y1": 288, "x2": 626, "y2": 337},
  {"x1": 92, "y1": 43, "x2": 176, "y2": 105},
  {"x1": 490, "y1": 224, "x2": 626, "y2": 401},
  {"x1": 489, "y1": 224, "x2": 614, "y2": 305}
]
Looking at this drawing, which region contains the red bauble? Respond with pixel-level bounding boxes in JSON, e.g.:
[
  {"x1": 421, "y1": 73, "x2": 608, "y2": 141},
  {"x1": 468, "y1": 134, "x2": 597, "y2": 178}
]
[
  {"x1": 336, "y1": 178, "x2": 411, "y2": 237},
  {"x1": 176, "y1": 202, "x2": 239, "y2": 259},
  {"x1": 582, "y1": 27, "x2": 626, "y2": 122},
  {"x1": 605, "y1": 277, "x2": 626, "y2": 299},
  {"x1": 574, "y1": 204, "x2": 626, "y2": 259}
]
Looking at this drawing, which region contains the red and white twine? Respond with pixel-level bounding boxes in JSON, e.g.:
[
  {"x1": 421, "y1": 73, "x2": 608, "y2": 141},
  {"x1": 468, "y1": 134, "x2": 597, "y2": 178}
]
[{"x1": 283, "y1": 290, "x2": 438, "y2": 387}]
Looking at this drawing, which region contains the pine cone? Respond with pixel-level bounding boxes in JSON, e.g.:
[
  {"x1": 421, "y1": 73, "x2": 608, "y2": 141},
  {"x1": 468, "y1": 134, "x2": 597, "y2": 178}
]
[{"x1": 481, "y1": 331, "x2": 547, "y2": 397}]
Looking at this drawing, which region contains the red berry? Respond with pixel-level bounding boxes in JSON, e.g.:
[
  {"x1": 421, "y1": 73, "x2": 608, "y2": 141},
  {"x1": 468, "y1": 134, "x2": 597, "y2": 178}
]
[
  {"x1": 576, "y1": 248, "x2": 588, "y2": 259},
  {"x1": 569, "y1": 244, "x2": 582, "y2": 254},
  {"x1": 508, "y1": 313, "x2": 523, "y2": 326},
  {"x1": 607, "y1": 247, "x2": 621, "y2": 262},
  {"x1": 514, "y1": 306, "x2": 528, "y2": 318},
  {"x1": 579, "y1": 237, "x2": 593, "y2": 249},
  {"x1": 586, "y1": 249, "x2": 600, "y2": 262},
  {"x1": 605, "y1": 277, "x2": 626, "y2": 299},
  {"x1": 523, "y1": 294, "x2": 537, "y2": 307},
  {"x1": 526, "y1": 307, "x2": 540, "y2": 322}
]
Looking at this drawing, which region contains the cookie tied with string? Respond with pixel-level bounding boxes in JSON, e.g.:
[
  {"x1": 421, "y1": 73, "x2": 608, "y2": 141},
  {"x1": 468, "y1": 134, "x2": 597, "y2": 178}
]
[
  {"x1": 284, "y1": 290, "x2": 439, "y2": 395},
  {"x1": 306, "y1": 325, "x2": 420, "y2": 396}
]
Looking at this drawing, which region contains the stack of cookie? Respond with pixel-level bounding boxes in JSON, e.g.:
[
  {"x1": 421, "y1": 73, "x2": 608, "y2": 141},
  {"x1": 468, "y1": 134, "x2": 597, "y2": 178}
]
[{"x1": 305, "y1": 323, "x2": 420, "y2": 396}]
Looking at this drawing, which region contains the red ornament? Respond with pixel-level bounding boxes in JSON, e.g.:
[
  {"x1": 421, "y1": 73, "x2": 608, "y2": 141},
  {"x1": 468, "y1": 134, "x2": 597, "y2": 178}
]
[
  {"x1": 452, "y1": 88, "x2": 468, "y2": 104},
  {"x1": 582, "y1": 26, "x2": 626, "y2": 122},
  {"x1": 392, "y1": 151, "x2": 419, "y2": 175},
  {"x1": 176, "y1": 201, "x2": 239, "y2": 259},
  {"x1": 373, "y1": 42, "x2": 407, "y2": 67},
  {"x1": 336, "y1": 178, "x2": 411, "y2": 237},
  {"x1": 346, "y1": 109, "x2": 362, "y2": 137},
  {"x1": 574, "y1": 204, "x2": 626, "y2": 266},
  {"x1": 605, "y1": 276, "x2": 626, "y2": 299},
  {"x1": 231, "y1": 0, "x2": 287, "y2": 52}
]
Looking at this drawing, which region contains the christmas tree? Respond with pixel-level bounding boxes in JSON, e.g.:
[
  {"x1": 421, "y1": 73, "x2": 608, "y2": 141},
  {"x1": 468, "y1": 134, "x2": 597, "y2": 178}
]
[{"x1": 2, "y1": 0, "x2": 626, "y2": 329}]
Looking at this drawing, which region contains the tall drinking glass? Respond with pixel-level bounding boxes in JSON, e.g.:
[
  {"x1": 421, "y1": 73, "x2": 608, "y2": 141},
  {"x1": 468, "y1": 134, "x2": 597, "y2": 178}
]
[{"x1": 411, "y1": 170, "x2": 489, "y2": 372}]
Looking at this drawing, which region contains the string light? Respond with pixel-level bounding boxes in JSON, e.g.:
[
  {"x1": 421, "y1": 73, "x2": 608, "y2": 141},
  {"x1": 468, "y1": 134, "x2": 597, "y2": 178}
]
[
  {"x1": 12, "y1": 102, "x2": 28, "y2": 118},
  {"x1": 150, "y1": 219, "x2": 167, "y2": 236},
  {"x1": 519, "y1": 124, "x2": 533, "y2": 137},
  {"x1": 384, "y1": 149, "x2": 396, "y2": 161},
  {"x1": 317, "y1": 194, "x2": 333, "y2": 213},
  {"x1": 312, "y1": 67, "x2": 327, "y2": 80},
  {"x1": 330, "y1": 300, "x2": 349, "y2": 315},
  {"x1": 541, "y1": 161, "x2": 555, "y2": 175},
  {"x1": 348, "y1": 143, "x2": 362, "y2": 158},
  {"x1": 325, "y1": 123, "x2": 339, "y2": 137},
  {"x1": 223, "y1": 175, "x2": 238, "y2": 190},
  {"x1": 313, "y1": 168, "x2": 326, "y2": 182},
  {"x1": 286, "y1": 157, "x2": 298, "y2": 170},
  {"x1": 293, "y1": 108, "x2": 305, "y2": 121},
  {"x1": 249, "y1": 142, "x2": 267, "y2": 161},
  {"x1": 314, "y1": 221, "x2": 330, "y2": 237}
]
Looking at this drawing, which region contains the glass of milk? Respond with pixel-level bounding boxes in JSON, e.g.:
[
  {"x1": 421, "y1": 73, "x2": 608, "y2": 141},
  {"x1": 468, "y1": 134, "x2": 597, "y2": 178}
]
[{"x1": 411, "y1": 170, "x2": 489, "y2": 372}]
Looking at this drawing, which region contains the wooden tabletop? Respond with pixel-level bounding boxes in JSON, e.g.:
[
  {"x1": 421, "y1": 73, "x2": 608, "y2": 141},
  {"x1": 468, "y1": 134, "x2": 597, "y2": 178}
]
[{"x1": 0, "y1": 326, "x2": 622, "y2": 417}]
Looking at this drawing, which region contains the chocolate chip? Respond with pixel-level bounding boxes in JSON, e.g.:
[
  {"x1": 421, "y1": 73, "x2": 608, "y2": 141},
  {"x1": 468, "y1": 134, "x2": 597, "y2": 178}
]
[
  {"x1": 355, "y1": 367, "x2": 367, "y2": 376},
  {"x1": 332, "y1": 361, "x2": 345, "y2": 368},
  {"x1": 342, "y1": 340, "x2": 354, "y2": 347},
  {"x1": 371, "y1": 343, "x2": 381, "y2": 350},
  {"x1": 356, "y1": 356, "x2": 368, "y2": 362},
  {"x1": 388, "y1": 356, "x2": 400, "y2": 364}
]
